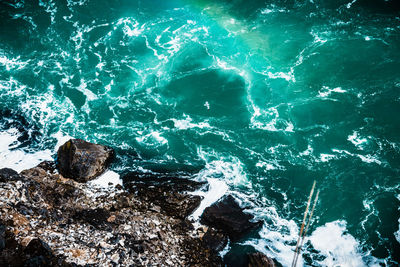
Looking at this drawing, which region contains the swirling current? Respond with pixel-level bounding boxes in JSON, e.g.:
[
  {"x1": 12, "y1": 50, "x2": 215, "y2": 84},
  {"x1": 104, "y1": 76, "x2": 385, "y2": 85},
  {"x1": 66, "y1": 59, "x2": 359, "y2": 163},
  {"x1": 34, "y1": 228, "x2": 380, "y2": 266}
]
[{"x1": 1, "y1": 0, "x2": 400, "y2": 266}]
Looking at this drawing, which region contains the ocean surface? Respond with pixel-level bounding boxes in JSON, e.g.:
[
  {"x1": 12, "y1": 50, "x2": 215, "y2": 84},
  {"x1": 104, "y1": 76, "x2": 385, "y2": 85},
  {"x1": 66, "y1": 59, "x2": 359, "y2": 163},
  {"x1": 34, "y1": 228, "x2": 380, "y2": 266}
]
[{"x1": 1, "y1": 0, "x2": 400, "y2": 266}]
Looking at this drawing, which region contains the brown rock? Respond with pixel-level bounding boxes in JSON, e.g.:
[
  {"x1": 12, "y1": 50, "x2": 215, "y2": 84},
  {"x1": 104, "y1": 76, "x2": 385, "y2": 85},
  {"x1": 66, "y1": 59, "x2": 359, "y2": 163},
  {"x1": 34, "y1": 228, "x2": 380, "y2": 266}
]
[{"x1": 57, "y1": 139, "x2": 114, "y2": 182}]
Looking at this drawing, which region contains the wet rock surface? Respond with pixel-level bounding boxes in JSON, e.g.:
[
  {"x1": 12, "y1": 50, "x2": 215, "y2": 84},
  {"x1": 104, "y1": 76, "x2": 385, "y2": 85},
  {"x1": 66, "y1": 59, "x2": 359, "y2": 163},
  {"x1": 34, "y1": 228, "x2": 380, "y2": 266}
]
[
  {"x1": 201, "y1": 195, "x2": 263, "y2": 241},
  {"x1": 57, "y1": 139, "x2": 114, "y2": 182}
]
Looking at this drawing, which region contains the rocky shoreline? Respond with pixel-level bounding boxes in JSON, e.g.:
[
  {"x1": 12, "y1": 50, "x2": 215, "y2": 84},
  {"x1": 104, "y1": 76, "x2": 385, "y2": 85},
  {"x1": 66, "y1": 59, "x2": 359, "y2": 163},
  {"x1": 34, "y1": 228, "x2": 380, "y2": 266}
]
[{"x1": 0, "y1": 139, "x2": 276, "y2": 266}]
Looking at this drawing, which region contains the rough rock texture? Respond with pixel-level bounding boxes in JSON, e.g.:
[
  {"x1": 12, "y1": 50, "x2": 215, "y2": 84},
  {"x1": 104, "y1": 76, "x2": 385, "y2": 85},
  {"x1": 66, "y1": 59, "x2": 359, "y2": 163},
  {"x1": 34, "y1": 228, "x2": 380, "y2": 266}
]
[
  {"x1": 0, "y1": 163, "x2": 222, "y2": 266},
  {"x1": 0, "y1": 221, "x2": 72, "y2": 267},
  {"x1": 201, "y1": 195, "x2": 263, "y2": 241},
  {"x1": 247, "y1": 252, "x2": 276, "y2": 267},
  {"x1": 57, "y1": 139, "x2": 114, "y2": 182},
  {"x1": 0, "y1": 168, "x2": 22, "y2": 182},
  {"x1": 201, "y1": 227, "x2": 229, "y2": 252},
  {"x1": 124, "y1": 171, "x2": 207, "y2": 219}
]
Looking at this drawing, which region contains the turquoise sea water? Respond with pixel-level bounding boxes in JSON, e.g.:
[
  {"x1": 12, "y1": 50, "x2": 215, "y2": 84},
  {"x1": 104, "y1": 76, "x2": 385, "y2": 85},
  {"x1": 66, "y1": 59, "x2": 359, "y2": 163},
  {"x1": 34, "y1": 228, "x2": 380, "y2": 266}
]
[{"x1": 1, "y1": 0, "x2": 400, "y2": 265}]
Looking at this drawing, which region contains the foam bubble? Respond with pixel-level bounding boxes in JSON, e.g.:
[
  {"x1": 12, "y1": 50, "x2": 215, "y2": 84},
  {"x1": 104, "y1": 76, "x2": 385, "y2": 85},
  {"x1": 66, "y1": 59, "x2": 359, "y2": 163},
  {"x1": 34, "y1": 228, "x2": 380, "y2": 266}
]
[
  {"x1": 348, "y1": 131, "x2": 368, "y2": 150},
  {"x1": 89, "y1": 170, "x2": 122, "y2": 188},
  {"x1": 0, "y1": 53, "x2": 29, "y2": 71},
  {"x1": 197, "y1": 148, "x2": 251, "y2": 188},
  {"x1": 136, "y1": 131, "x2": 168, "y2": 146},
  {"x1": 318, "y1": 86, "x2": 347, "y2": 98},
  {"x1": 308, "y1": 220, "x2": 380, "y2": 267},
  {"x1": 250, "y1": 106, "x2": 294, "y2": 132},
  {"x1": 319, "y1": 153, "x2": 336, "y2": 162},
  {"x1": 171, "y1": 115, "x2": 211, "y2": 130}
]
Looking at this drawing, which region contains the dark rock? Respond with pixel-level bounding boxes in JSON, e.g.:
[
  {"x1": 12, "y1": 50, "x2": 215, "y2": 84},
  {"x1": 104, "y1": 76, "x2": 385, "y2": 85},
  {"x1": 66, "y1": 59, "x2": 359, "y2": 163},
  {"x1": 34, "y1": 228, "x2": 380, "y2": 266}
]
[
  {"x1": 247, "y1": 252, "x2": 276, "y2": 267},
  {"x1": 182, "y1": 235, "x2": 223, "y2": 266},
  {"x1": 0, "y1": 168, "x2": 22, "y2": 182},
  {"x1": 37, "y1": 161, "x2": 57, "y2": 173},
  {"x1": 24, "y1": 238, "x2": 54, "y2": 266},
  {"x1": 202, "y1": 228, "x2": 228, "y2": 252},
  {"x1": 0, "y1": 221, "x2": 24, "y2": 266},
  {"x1": 57, "y1": 139, "x2": 114, "y2": 182},
  {"x1": 0, "y1": 222, "x2": 71, "y2": 267},
  {"x1": 124, "y1": 171, "x2": 206, "y2": 219},
  {"x1": 0, "y1": 223, "x2": 5, "y2": 251},
  {"x1": 201, "y1": 195, "x2": 263, "y2": 241},
  {"x1": 123, "y1": 171, "x2": 206, "y2": 191},
  {"x1": 73, "y1": 208, "x2": 111, "y2": 229}
]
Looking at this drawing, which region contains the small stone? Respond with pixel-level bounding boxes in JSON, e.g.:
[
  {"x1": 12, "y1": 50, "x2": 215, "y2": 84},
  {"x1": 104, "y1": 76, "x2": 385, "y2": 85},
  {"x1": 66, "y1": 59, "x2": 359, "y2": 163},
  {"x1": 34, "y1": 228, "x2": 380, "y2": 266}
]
[
  {"x1": 111, "y1": 253, "x2": 120, "y2": 263},
  {"x1": 100, "y1": 241, "x2": 111, "y2": 249},
  {"x1": 107, "y1": 215, "x2": 116, "y2": 223}
]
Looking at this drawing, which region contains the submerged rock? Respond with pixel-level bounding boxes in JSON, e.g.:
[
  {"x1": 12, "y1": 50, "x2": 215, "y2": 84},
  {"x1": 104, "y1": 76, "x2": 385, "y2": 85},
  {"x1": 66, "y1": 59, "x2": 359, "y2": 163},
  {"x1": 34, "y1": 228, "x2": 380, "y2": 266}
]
[
  {"x1": 247, "y1": 252, "x2": 276, "y2": 267},
  {"x1": 201, "y1": 195, "x2": 263, "y2": 241},
  {"x1": 57, "y1": 139, "x2": 114, "y2": 182}
]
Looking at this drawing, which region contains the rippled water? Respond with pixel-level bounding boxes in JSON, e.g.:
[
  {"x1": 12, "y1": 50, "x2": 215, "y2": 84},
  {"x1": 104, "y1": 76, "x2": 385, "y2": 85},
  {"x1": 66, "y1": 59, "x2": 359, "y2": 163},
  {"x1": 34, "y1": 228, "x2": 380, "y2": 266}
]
[{"x1": 1, "y1": 0, "x2": 400, "y2": 265}]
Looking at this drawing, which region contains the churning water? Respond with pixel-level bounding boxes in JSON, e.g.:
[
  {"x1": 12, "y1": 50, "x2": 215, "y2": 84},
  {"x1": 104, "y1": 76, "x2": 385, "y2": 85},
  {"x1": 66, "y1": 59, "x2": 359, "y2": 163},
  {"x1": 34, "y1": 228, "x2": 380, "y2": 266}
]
[{"x1": 1, "y1": 0, "x2": 400, "y2": 265}]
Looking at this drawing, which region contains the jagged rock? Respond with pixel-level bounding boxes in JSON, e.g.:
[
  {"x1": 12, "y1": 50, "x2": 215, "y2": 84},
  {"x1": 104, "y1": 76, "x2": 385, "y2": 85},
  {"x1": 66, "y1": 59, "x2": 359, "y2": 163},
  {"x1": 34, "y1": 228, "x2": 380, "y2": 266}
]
[
  {"x1": 73, "y1": 208, "x2": 111, "y2": 229},
  {"x1": 24, "y1": 238, "x2": 60, "y2": 266},
  {"x1": 201, "y1": 195, "x2": 263, "y2": 241},
  {"x1": 124, "y1": 171, "x2": 206, "y2": 219},
  {"x1": 57, "y1": 139, "x2": 114, "y2": 182},
  {"x1": 247, "y1": 252, "x2": 276, "y2": 267},
  {"x1": 0, "y1": 222, "x2": 71, "y2": 267},
  {"x1": 202, "y1": 227, "x2": 228, "y2": 252},
  {"x1": 0, "y1": 168, "x2": 23, "y2": 182},
  {"x1": 1, "y1": 163, "x2": 223, "y2": 266}
]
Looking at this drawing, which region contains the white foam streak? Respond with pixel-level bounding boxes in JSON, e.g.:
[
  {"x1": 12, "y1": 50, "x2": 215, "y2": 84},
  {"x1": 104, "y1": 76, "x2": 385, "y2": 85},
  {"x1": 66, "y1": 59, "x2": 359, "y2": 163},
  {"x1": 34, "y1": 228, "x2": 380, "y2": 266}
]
[
  {"x1": 318, "y1": 86, "x2": 347, "y2": 98},
  {"x1": 396, "y1": 195, "x2": 400, "y2": 244},
  {"x1": 136, "y1": 131, "x2": 168, "y2": 146},
  {"x1": 171, "y1": 115, "x2": 211, "y2": 130},
  {"x1": 0, "y1": 129, "x2": 52, "y2": 172},
  {"x1": 0, "y1": 54, "x2": 29, "y2": 71},
  {"x1": 89, "y1": 171, "x2": 122, "y2": 188},
  {"x1": 189, "y1": 178, "x2": 228, "y2": 220},
  {"x1": 348, "y1": 131, "x2": 368, "y2": 150},
  {"x1": 250, "y1": 106, "x2": 294, "y2": 132},
  {"x1": 197, "y1": 148, "x2": 250, "y2": 188},
  {"x1": 77, "y1": 79, "x2": 98, "y2": 101},
  {"x1": 244, "y1": 209, "x2": 300, "y2": 266},
  {"x1": 308, "y1": 220, "x2": 373, "y2": 267}
]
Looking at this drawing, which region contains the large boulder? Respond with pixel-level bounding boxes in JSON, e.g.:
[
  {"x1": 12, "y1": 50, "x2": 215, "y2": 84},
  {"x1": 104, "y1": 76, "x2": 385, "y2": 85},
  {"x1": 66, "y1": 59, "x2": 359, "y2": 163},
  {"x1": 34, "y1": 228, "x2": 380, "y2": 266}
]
[
  {"x1": 201, "y1": 195, "x2": 263, "y2": 241},
  {"x1": 57, "y1": 139, "x2": 114, "y2": 182}
]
